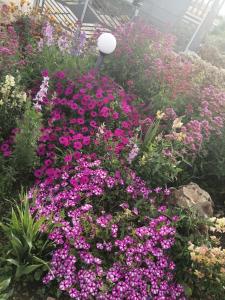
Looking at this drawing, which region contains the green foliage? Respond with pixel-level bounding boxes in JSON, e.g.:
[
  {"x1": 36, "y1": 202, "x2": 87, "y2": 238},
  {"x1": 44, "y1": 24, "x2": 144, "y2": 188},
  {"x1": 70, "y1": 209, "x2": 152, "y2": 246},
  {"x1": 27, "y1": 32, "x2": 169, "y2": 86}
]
[
  {"x1": 0, "y1": 101, "x2": 41, "y2": 203},
  {"x1": 20, "y1": 46, "x2": 95, "y2": 88},
  {"x1": 136, "y1": 119, "x2": 184, "y2": 186},
  {"x1": 0, "y1": 194, "x2": 53, "y2": 296},
  {"x1": 188, "y1": 128, "x2": 225, "y2": 209},
  {"x1": 170, "y1": 208, "x2": 210, "y2": 299},
  {"x1": 0, "y1": 155, "x2": 17, "y2": 204},
  {"x1": 13, "y1": 101, "x2": 42, "y2": 174},
  {"x1": 0, "y1": 75, "x2": 27, "y2": 139}
]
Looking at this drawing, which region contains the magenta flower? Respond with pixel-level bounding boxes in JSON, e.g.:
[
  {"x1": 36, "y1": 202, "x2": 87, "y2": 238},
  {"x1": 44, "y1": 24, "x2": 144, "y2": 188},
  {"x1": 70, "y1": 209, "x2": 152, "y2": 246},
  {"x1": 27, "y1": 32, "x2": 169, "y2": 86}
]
[
  {"x1": 59, "y1": 136, "x2": 70, "y2": 147},
  {"x1": 73, "y1": 141, "x2": 83, "y2": 150}
]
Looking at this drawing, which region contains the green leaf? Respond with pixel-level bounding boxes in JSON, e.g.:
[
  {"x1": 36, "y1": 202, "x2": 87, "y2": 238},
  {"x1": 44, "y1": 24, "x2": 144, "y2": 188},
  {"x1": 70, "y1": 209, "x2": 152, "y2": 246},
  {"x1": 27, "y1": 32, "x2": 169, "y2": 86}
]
[
  {"x1": 183, "y1": 284, "x2": 193, "y2": 297},
  {"x1": 34, "y1": 269, "x2": 42, "y2": 281},
  {"x1": 6, "y1": 259, "x2": 19, "y2": 267},
  {"x1": 0, "y1": 292, "x2": 11, "y2": 300},
  {"x1": 15, "y1": 264, "x2": 42, "y2": 278},
  {"x1": 33, "y1": 256, "x2": 49, "y2": 270},
  {"x1": 0, "y1": 222, "x2": 9, "y2": 234},
  {"x1": 0, "y1": 278, "x2": 11, "y2": 292},
  {"x1": 10, "y1": 233, "x2": 24, "y2": 259}
]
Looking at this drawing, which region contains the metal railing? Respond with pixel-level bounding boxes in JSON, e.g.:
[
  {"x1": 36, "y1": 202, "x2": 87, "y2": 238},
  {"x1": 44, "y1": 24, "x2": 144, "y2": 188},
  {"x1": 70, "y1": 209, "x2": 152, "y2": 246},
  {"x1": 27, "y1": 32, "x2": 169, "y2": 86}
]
[{"x1": 34, "y1": 0, "x2": 132, "y2": 36}]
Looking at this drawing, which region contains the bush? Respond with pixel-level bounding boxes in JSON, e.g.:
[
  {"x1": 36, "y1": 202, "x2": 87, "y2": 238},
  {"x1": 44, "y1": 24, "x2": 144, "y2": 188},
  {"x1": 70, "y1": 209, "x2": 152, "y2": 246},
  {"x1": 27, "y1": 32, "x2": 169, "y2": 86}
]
[
  {"x1": 187, "y1": 217, "x2": 225, "y2": 299},
  {"x1": 0, "y1": 75, "x2": 27, "y2": 139},
  {"x1": 0, "y1": 193, "x2": 53, "y2": 299},
  {"x1": 1, "y1": 6, "x2": 225, "y2": 299},
  {"x1": 0, "y1": 100, "x2": 41, "y2": 201},
  {"x1": 27, "y1": 71, "x2": 185, "y2": 299},
  {"x1": 104, "y1": 21, "x2": 192, "y2": 110}
]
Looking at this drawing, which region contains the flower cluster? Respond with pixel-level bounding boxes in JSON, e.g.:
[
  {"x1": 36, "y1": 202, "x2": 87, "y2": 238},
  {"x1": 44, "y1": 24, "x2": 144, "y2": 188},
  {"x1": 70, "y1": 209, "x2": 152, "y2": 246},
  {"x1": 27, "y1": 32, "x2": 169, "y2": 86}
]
[
  {"x1": 0, "y1": 75, "x2": 27, "y2": 108},
  {"x1": 30, "y1": 71, "x2": 184, "y2": 299},
  {"x1": 210, "y1": 217, "x2": 225, "y2": 233},
  {"x1": 38, "y1": 20, "x2": 87, "y2": 55},
  {"x1": 33, "y1": 71, "x2": 49, "y2": 111},
  {"x1": 0, "y1": 75, "x2": 26, "y2": 139},
  {"x1": 41, "y1": 208, "x2": 185, "y2": 300},
  {"x1": 188, "y1": 242, "x2": 225, "y2": 280},
  {"x1": 0, "y1": 128, "x2": 19, "y2": 157}
]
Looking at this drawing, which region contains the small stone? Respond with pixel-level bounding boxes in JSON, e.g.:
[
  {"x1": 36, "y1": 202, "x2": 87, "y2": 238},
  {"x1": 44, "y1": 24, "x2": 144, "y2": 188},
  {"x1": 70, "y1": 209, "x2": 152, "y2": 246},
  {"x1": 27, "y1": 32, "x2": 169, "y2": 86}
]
[
  {"x1": 47, "y1": 297, "x2": 56, "y2": 300},
  {"x1": 171, "y1": 182, "x2": 214, "y2": 218}
]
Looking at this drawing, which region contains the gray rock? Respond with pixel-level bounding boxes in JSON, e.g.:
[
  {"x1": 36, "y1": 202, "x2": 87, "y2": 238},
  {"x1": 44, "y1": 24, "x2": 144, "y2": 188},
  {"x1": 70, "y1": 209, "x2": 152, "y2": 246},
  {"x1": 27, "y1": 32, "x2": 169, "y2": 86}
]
[{"x1": 171, "y1": 182, "x2": 214, "y2": 218}]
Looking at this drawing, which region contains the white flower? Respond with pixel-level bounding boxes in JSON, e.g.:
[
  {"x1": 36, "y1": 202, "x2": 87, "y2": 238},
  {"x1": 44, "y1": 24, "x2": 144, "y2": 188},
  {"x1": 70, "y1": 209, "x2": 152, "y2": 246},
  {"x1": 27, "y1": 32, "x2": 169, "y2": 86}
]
[
  {"x1": 33, "y1": 75, "x2": 49, "y2": 110},
  {"x1": 128, "y1": 143, "x2": 139, "y2": 164},
  {"x1": 5, "y1": 75, "x2": 15, "y2": 87},
  {"x1": 156, "y1": 110, "x2": 165, "y2": 120},
  {"x1": 172, "y1": 116, "x2": 183, "y2": 129}
]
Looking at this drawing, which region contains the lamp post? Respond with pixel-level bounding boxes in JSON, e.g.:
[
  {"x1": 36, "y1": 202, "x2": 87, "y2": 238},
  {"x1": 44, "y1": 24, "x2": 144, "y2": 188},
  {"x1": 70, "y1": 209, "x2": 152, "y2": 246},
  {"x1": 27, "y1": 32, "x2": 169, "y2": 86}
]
[{"x1": 95, "y1": 32, "x2": 117, "y2": 70}]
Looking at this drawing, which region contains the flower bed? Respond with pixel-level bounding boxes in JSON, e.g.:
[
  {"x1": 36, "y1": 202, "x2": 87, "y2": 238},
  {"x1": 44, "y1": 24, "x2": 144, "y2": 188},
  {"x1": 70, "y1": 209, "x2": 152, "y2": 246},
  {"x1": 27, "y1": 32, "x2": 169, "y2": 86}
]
[{"x1": 0, "y1": 2, "x2": 225, "y2": 300}]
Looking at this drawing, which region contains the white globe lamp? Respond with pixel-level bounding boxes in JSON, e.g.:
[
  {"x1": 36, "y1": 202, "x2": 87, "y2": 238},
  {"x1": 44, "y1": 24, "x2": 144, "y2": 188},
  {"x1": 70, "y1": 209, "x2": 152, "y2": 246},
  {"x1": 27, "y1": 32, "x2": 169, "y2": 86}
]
[
  {"x1": 97, "y1": 32, "x2": 117, "y2": 55},
  {"x1": 96, "y1": 32, "x2": 117, "y2": 70}
]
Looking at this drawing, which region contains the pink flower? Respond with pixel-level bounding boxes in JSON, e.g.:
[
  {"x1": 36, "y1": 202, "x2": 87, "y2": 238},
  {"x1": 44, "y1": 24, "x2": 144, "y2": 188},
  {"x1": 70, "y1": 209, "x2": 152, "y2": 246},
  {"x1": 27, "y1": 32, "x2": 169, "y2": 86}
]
[
  {"x1": 64, "y1": 154, "x2": 73, "y2": 163},
  {"x1": 59, "y1": 136, "x2": 70, "y2": 147},
  {"x1": 80, "y1": 176, "x2": 89, "y2": 184},
  {"x1": 55, "y1": 71, "x2": 65, "y2": 79},
  {"x1": 41, "y1": 70, "x2": 49, "y2": 77},
  {"x1": 91, "y1": 111, "x2": 97, "y2": 118},
  {"x1": 78, "y1": 108, "x2": 85, "y2": 115},
  {"x1": 96, "y1": 89, "x2": 103, "y2": 98},
  {"x1": 114, "y1": 128, "x2": 124, "y2": 137},
  {"x1": 70, "y1": 103, "x2": 78, "y2": 110},
  {"x1": 73, "y1": 142, "x2": 83, "y2": 150},
  {"x1": 77, "y1": 118, "x2": 85, "y2": 125},
  {"x1": 100, "y1": 107, "x2": 110, "y2": 118},
  {"x1": 74, "y1": 151, "x2": 82, "y2": 160},
  {"x1": 90, "y1": 121, "x2": 97, "y2": 128},
  {"x1": 34, "y1": 169, "x2": 43, "y2": 178},
  {"x1": 83, "y1": 136, "x2": 91, "y2": 145},
  {"x1": 121, "y1": 121, "x2": 130, "y2": 129},
  {"x1": 70, "y1": 178, "x2": 78, "y2": 187}
]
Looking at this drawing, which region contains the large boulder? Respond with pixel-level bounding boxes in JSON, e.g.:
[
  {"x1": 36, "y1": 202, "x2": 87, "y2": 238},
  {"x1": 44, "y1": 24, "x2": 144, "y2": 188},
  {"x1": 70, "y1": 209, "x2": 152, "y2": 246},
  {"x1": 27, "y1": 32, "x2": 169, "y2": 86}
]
[{"x1": 171, "y1": 182, "x2": 214, "y2": 218}]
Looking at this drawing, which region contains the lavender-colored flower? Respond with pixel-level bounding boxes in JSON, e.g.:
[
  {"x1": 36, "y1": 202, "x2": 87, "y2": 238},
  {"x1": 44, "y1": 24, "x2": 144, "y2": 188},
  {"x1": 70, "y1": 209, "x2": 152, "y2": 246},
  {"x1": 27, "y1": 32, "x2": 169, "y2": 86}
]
[
  {"x1": 43, "y1": 21, "x2": 54, "y2": 46},
  {"x1": 127, "y1": 143, "x2": 139, "y2": 164},
  {"x1": 71, "y1": 30, "x2": 86, "y2": 56}
]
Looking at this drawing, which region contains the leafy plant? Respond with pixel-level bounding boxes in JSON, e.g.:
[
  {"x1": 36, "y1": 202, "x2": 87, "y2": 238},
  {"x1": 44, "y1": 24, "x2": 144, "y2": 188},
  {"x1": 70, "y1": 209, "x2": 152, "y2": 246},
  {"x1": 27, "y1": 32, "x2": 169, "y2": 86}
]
[
  {"x1": 20, "y1": 45, "x2": 95, "y2": 90},
  {"x1": 0, "y1": 193, "x2": 53, "y2": 295},
  {"x1": 13, "y1": 101, "x2": 42, "y2": 175},
  {"x1": 0, "y1": 100, "x2": 42, "y2": 202},
  {"x1": 0, "y1": 74, "x2": 27, "y2": 139},
  {"x1": 136, "y1": 115, "x2": 184, "y2": 186}
]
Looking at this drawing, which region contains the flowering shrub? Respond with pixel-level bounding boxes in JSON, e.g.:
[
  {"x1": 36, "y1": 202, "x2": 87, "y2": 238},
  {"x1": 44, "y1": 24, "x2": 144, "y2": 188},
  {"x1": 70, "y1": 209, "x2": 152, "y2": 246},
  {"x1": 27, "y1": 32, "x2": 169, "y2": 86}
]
[
  {"x1": 0, "y1": 101, "x2": 41, "y2": 200},
  {"x1": 25, "y1": 71, "x2": 186, "y2": 299},
  {"x1": 187, "y1": 217, "x2": 225, "y2": 298},
  {"x1": 135, "y1": 114, "x2": 185, "y2": 186},
  {"x1": 0, "y1": 74, "x2": 27, "y2": 139},
  {"x1": 105, "y1": 21, "x2": 192, "y2": 105},
  {"x1": 0, "y1": 2, "x2": 45, "y2": 80},
  {"x1": 41, "y1": 205, "x2": 184, "y2": 299},
  {"x1": 0, "y1": 22, "x2": 20, "y2": 79},
  {"x1": 1, "y1": 5, "x2": 225, "y2": 299},
  {"x1": 38, "y1": 20, "x2": 87, "y2": 56},
  {"x1": 104, "y1": 22, "x2": 225, "y2": 152},
  {"x1": 104, "y1": 21, "x2": 225, "y2": 211}
]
